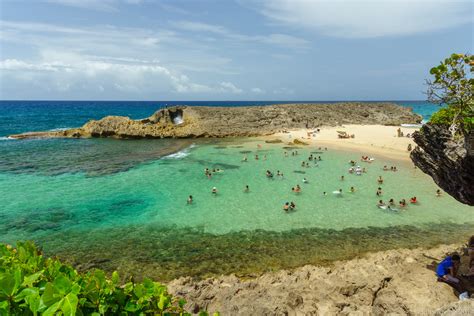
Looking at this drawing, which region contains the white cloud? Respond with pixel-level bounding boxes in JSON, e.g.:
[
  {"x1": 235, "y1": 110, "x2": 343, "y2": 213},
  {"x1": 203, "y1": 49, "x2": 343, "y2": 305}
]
[
  {"x1": 246, "y1": 0, "x2": 473, "y2": 38},
  {"x1": 171, "y1": 20, "x2": 309, "y2": 49},
  {"x1": 219, "y1": 82, "x2": 243, "y2": 94},
  {"x1": 251, "y1": 87, "x2": 265, "y2": 93},
  {"x1": 172, "y1": 21, "x2": 229, "y2": 35},
  {"x1": 0, "y1": 56, "x2": 213, "y2": 94}
]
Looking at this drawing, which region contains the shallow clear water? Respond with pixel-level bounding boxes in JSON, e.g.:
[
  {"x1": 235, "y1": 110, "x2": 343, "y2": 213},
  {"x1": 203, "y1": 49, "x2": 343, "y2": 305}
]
[{"x1": 1, "y1": 138, "x2": 473, "y2": 280}]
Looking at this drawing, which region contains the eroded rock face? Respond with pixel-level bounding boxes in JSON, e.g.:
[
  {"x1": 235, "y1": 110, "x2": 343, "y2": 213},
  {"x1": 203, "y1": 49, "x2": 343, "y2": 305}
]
[
  {"x1": 9, "y1": 103, "x2": 422, "y2": 140},
  {"x1": 167, "y1": 244, "x2": 473, "y2": 315},
  {"x1": 411, "y1": 124, "x2": 474, "y2": 205}
]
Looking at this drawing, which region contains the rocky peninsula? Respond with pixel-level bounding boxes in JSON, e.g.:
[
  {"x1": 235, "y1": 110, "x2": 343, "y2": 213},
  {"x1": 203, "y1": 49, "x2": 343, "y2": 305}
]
[
  {"x1": 168, "y1": 243, "x2": 473, "y2": 315},
  {"x1": 9, "y1": 103, "x2": 422, "y2": 139}
]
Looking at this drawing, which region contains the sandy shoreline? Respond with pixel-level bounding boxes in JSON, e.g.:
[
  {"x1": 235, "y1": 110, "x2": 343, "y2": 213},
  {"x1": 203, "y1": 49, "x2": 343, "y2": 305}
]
[{"x1": 266, "y1": 124, "x2": 419, "y2": 162}]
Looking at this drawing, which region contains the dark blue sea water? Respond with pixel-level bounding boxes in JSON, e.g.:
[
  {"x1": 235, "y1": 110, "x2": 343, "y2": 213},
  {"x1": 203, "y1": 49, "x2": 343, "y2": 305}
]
[{"x1": 0, "y1": 100, "x2": 439, "y2": 137}]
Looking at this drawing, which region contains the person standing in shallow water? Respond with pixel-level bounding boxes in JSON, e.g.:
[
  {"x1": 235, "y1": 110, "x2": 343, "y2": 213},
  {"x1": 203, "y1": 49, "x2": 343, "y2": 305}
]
[
  {"x1": 187, "y1": 195, "x2": 193, "y2": 204},
  {"x1": 244, "y1": 185, "x2": 249, "y2": 192}
]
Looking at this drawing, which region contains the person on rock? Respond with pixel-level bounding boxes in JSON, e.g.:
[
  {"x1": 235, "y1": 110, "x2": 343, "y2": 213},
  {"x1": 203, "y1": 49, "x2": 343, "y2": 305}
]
[{"x1": 436, "y1": 254, "x2": 469, "y2": 300}]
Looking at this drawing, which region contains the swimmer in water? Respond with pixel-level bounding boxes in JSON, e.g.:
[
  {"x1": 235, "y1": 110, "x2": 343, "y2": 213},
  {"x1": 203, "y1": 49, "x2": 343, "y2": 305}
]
[
  {"x1": 410, "y1": 196, "x2": 417, "y2": 204},
  {"x1": 323, "y1": 192, "x2": 327, "y2": 196},
  {"x1": 376, "y1": 187, "x2": 383, "y2": 196},
  {"x1": 383, "y1": 165, "x2": 388, "y2": 171},
  {"x1": 242, "y1": 155, "x2": 248, "y2": 162},
  {"x1": 264, "y1": 155, "x2": 267, "y2": 160},
  {"x1": 211, "y1": 187, "x2": 218, "y2": 194},
  {"x1": 303, "y1": 178, "x2": 308, "y2": 183},
  {"x1": 350, "y1": 186, "x2": 355, "y2": 193},
  {"x1": 377, "y1": 200, "x2": 385, "y2": 207},
  {"x1": 399, "y1": 199, "x2": 407, "y2": 207},
  {"x1": 244, "y1": 185, "x2": 249, "y2": 192},
  {"x1": 290, "y1": 202, "x2": 296, "y2": 210},
  {"x1": 283, "y1": 202, "x2": 290, "y2": 212},
  {"x1": 341, "y1": 175, "x2": 345, "y2": 181},
  {"x1": 294, "y1": 185, "x2": 301, "y2": 193},
  {"x1": 284, "y1": 151, "x2": 288, "y2": 157},
  {"x1": 187, "y1": 195, "x2": 193, "y2": 204},
  {"x1": 436, "y1": 189, "x2": 441, "y2": 197},
  {"x1": 255, "y1": 154, "x2": 259, "y2": 160},
  {"x1": 378, "y1": 176, "x2": 383, "y2": 184},
  {"x1": 389, "y1": 198, "x2": 395, "y2": 206}
]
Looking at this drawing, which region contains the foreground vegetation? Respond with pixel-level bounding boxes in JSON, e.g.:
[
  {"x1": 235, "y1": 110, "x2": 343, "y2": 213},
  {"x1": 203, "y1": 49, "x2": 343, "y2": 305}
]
[{"x1": 0, "y1": 241, "x2": 213, "y2": 315}]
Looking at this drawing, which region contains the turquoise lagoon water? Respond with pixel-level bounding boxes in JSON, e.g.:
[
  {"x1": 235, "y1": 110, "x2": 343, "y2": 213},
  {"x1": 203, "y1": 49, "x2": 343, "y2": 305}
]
[
  {"x1": 1, "y1": 100, "x2": 472, "y2": 281},
  {"x1": 1, "y1": 138, "x2": 473, "y2": 280}
]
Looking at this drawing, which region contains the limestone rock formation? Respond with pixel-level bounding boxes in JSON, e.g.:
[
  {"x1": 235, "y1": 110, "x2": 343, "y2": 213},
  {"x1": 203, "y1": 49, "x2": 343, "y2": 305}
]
[
  {"x1": 167, "y1": 244, "x2": 473, "y2": 315},
  {"x1": 9, "y1": 103, "x2": 422, "y2": 140},
  {"x1": 411, "y1": 124, "x2": 474, "y2": 205}
]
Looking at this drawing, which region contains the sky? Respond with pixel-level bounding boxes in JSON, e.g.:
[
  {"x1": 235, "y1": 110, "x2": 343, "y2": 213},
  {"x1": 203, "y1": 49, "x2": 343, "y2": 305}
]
[{"x1": 0, "y1": 0, "x2": 472, "y2": 101}]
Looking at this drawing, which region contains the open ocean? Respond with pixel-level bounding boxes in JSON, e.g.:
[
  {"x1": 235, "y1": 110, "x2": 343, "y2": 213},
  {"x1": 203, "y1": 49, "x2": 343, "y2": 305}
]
[{"x1": 2, "y1": 100, "x2": 472, "y2": 281}]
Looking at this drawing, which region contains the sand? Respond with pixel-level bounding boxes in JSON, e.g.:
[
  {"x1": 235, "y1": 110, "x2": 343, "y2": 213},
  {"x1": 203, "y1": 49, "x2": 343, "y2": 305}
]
[{"x1": 269, "y1": 124, "x2": 419, "y2": 161}]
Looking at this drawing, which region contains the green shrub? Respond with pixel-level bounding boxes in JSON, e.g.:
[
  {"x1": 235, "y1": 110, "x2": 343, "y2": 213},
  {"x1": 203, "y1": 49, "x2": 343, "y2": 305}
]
[
  {"x1": 430, "y1": 107, "x2": 474, "y2": 129},
  {"x1": 0, "y1": 241, "x2": 215, "y2": 316}
]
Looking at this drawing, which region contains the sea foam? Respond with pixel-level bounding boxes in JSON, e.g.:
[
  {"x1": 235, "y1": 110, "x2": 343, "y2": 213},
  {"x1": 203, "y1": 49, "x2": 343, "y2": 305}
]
[{"x1": 162, "y1": 143, "x2": 195, "y2": 159}]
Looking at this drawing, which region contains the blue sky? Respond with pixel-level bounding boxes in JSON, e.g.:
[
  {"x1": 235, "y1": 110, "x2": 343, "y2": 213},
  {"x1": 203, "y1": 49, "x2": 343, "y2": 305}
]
[{"x1": 0, "y1": 0, "x2": 472, "y2": 100}]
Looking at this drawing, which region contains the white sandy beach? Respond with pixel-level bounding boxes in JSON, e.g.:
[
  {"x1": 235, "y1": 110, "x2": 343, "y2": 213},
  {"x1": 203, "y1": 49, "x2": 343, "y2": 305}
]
[{"x1": 270, "y1": 124, "x2": 419, "y2": 161}]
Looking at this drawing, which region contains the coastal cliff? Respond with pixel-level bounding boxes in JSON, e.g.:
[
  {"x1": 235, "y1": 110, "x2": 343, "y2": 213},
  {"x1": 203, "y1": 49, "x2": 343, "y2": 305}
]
[
  {"x1": 411, "y1": 124, "x2": 474, "y2": 205},
  {"x1": 167, "y1": 244, "x2": 473, "y2": 315},
  {"x1": 9, "y1": 103, "x2": 422, "y2": 139}
]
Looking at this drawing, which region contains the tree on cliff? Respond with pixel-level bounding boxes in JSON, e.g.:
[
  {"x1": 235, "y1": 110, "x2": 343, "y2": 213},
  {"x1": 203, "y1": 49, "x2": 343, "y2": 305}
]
[{"x1": 426, "y1": 53, "x2": 473, "y2": 135}]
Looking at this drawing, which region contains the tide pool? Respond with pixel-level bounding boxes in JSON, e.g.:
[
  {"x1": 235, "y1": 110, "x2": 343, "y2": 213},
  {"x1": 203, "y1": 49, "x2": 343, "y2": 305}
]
[{"x1": 1, "y1": 138, "x2": 472, "y2": 280}]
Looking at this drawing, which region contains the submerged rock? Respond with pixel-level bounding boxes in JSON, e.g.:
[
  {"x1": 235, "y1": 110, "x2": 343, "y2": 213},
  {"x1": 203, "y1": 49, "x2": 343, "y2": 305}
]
[
  {"x1": 411, "y1": 124, "x2": 474, "y2": 205},
  {"x1": 9, "y1": 103, "x2": 422, "y2": 140}
]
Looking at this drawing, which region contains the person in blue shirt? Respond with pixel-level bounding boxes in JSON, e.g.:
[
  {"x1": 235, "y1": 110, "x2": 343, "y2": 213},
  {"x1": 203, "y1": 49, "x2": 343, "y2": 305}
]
[{"x1": 436, "y1": 254, "x2": 469, "y2": 300}]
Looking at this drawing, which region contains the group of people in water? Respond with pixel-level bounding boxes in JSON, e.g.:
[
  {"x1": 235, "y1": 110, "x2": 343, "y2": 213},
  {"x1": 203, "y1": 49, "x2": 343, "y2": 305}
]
[{"x1": 189, "y1": 144, "x2": 444, "y2": 215}]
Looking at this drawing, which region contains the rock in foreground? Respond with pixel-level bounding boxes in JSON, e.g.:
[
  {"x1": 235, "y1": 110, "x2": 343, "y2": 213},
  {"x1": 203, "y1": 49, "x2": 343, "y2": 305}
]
[
  {"x1": 9, "y1": 103, "x2": 422, "y2": 139},
  {"x1": 167, "y1": 244, "x2": 473, "y2": 315}
]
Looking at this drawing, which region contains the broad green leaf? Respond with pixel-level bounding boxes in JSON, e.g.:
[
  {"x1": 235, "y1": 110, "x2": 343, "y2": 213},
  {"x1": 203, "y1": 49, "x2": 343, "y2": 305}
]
[
  {"x1": 157, "y1": 293, "x2": 169, "y2": 310},
  {"x1": 14, "y1": 287, "x2": 38, "y2": 302},
  {"x1": 111, "y1": 271, "x2": 119, "y2": 285},
  {"x1": 0, "y1": 269, "x2": 21, "y2": 297},
  {"x1": 61, "y1": 292, "x2": 78, "y2": 316},
  {"x1": 43, "y1": 299, "x2": 63, "y2": 316},
  {"x1": 124, "y1": 301, "x2": 139, "y2": 312},
  {"x1": 40, "y1": 282, "x2": 59, "y2": 309},
  {"x1": 54, "y1": 275, "x2": 72, "y2": 295},
  {"x1": 22, "y1": 271, "x2": 43, "y2": 287}
]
